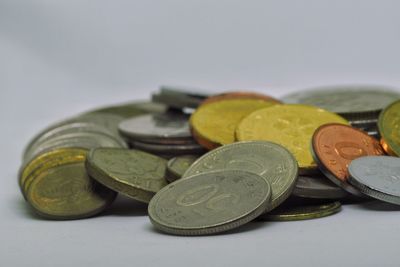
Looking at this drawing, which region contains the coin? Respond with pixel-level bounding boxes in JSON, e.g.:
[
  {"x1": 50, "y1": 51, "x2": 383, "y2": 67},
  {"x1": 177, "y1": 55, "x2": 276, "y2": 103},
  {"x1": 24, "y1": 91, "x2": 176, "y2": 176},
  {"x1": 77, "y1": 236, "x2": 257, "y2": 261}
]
[
  {"x1": 348, "y1": 156, "x2": 400, "y2": 205},
  {"x1": 166, "y1": 155, "x2": 198, "y2": 183},
  {"x1": 378, "y1": 99, "x2": 400, "y2": 156},
  {"x1": 160, "y1": 86, "x2": 210, "y2": 99},
  {"x1": 201, "y1": 91, "x2": 281, "y2": 106},
  {"x1": 152, "y1": 93, "x2": 203, "y2": 110},
  {"x1": 292, "y1": 175, "x2": 349, "y2": 199},
  {"x1": 86, "y1": 148, "x2": 168, "y2": 203},
  {"x1": 129, "y1": 140, "x2": 205, "y2": 156},
  {"x1": 118, "y1": 112, "x2": 193, "y2": 144},
  {"x1": 148, "y1": 170, "x2": 271, "y2": 235},
  {"x1": 190, "y1": 99, "x2": 277, "y2": 150},
  {"x1": 183, "y1": 141, "x2": 298, "y2": 211},
  {"x1": 85, "y1": 101, "x2": 167, "y2": 118},
  {"x1": 261, "y1": 200, "x2": 341, "y2": 221},
  {"x1": 236, "y1": 104, "x2": 348, "y2": 171},
  {"x1": 282, "y1": 85, "x2": 400, "y2": 119},
  {"x1": 311, "y1": 123, "x2": 384, "y2": 196}
]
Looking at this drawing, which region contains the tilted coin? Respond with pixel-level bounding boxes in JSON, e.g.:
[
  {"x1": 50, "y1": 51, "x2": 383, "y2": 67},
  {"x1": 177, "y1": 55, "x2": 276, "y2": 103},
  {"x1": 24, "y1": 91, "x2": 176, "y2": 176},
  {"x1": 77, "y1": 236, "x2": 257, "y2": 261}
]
[
  {"x1": 262, "y1": 200, "x2": 341, "y2": 221},
  {"x1": 166, "y1": 155, "x2": 198, "y2": 183},
  {"x1": 378, "y1": 99, "x2": 400, "y2": 156},
  {"x1": 86, "y1": 148, "x2": 168, "y2": 203},
  {"x1": 282, "y1": 85, "x2": 400, "y2": 119},
  {"x1": 152, "y1": 92, "x2": 203, "y2": 110},
  {"x1": 311, "y1": 123, "x2": 384, "y2": 196},
  {"x1": 236, "y1": 104, "x2": 348, "y2": 171},
  {"x1": 348, "y1": 156, "x2": 400, "y2": 205},
  {"x1": 160, "y1": 86, "x2": 210, "y2": 99},
  {"x1": 183, "y1": 141, "x2": 298, "y2": 211},
  {"x1": 119, "y1": 112, "x2": 193, "y2": 144},
  {"x1": 130, "y1": 140, "x2": 205, "y2": 156},
  {"x1": 293, "y1": 176, "x2": 349, "y2": 199},
  {"x1": 148, "y1": 170, "x2": 271, "y2": 236},
  {"x1": 85, "y1": 101, "x2": 167, "y2": 118},
  {"x1": 190, "y1": 99, "x2": 277, "y2": 150},
  {"x1": 201, "y1": 91, "x2": 281, "y2": 106}
]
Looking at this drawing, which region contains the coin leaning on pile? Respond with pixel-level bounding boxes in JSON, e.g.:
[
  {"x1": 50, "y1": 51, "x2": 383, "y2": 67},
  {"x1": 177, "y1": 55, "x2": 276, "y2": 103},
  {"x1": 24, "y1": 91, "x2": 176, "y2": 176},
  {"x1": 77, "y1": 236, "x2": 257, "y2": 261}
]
[{"x1": 18, "y1": 85, "x2": 400, "y2": 236}]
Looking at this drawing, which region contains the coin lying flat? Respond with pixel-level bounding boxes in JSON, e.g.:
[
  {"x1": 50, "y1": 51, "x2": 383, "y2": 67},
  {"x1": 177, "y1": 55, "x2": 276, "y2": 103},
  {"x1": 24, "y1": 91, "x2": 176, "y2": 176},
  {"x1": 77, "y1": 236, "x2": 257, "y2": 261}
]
[
  {"x1": 293, "y1": 176, "x2": 349, "y2": 199},
  {"x1": 201, "y1": 91, "x2": 281, "y2": 106},
  {"x1": 348, "y1": 156, "x2": 400, "y2": 205},
  {"x1": 148, "y1": 170, "x2": 271, "y2": 236},
  {"x1": 86, "y1": 148, "x2": 168, "y2": 203},
  {"x1": 166, "y1": 155, "x2": 198, "y2": 183},
  {"x1": 311, "y1": 123, "x2": 384, "y2": 196},
  {"x1": 378, "y1": 99, "x2": 400, "y2": 156},
  {"x1": 236, "y1": 104, "x2": 348, "y2": 171},
  {"x1": 190, "y1": 99, "x2": 277, "y2": 150},
  {"x1": 262, "y1": 200, "x2": 341, "y2": 221},
  {"x1": 183, "y1": 141, "x2": 298, "y2": 211},
  {"x1": 282, "y1": 85, "x2": 400, "y2": 119},
  {"x1": 85, "y1": 101, "x2": 167, "y2": 118},
  {"x1": 130, "y1": 140, "x2": 205, "y2": 156}
]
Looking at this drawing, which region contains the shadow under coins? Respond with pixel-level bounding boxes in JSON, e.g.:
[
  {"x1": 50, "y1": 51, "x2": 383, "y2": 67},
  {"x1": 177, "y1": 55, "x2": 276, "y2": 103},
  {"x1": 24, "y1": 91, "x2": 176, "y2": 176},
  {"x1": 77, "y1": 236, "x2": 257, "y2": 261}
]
[
  {"x1": 357, "y1": 200, "x2": 400, "y2": 212},
  {"x1": 103, "y1": 195, "x2": 149, "y2": 217}
]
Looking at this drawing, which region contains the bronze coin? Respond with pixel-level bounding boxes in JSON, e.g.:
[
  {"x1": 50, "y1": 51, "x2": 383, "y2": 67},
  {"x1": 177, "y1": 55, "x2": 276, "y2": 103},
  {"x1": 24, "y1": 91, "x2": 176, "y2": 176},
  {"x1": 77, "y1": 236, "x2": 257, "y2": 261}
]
[
  {"x1": 200, "y1": 91, "x2": 281, "y2": 106},
  {"x1": 311, "y1": 123, "x2": 384, "y2": 196}
]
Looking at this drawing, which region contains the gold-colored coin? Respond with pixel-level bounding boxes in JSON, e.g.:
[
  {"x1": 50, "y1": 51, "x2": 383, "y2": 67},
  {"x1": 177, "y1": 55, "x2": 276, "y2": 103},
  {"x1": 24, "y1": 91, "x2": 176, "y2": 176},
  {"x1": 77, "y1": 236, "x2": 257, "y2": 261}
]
[
  {"x1": 378, "y1": 100, "x2": 400, "y2": 156},
  {"x1": 190, "y1": 99, "x2": 277, "y2": 149},
  {"x1": 235, "y1": 104, "x2": 348, "y2": 169}
]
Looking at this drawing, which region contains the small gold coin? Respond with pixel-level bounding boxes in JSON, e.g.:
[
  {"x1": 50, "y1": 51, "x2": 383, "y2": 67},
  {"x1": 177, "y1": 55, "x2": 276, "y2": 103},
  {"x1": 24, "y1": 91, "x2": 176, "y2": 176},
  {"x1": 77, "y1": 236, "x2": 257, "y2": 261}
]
[
  {"x1": 236, "y1": 104, "x2": 348, "y2": 169},
  {"x1": 378, "y1": 100, "x2": 400, "y2": 156},
  {"x1": 190, "y1": 99, "x2": 276, "y2": 149}
]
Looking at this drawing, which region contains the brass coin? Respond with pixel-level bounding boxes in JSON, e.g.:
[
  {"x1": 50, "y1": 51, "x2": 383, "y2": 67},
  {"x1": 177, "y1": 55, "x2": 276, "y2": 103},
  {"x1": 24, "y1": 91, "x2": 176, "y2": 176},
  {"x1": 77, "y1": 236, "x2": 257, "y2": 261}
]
[
  {"x1": 378, "y1": 99, "x2": 400, "y2": 156},
  {"x1": 201, "y1": 91, "x2": 281, "y2": 106}
]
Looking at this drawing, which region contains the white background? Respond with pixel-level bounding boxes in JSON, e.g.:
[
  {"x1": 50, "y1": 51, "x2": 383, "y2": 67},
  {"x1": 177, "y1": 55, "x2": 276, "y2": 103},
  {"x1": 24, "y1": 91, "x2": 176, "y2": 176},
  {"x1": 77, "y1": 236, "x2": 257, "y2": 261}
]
[{"x1": 2, "y1": 1, "x2": 400, "y2": 266}]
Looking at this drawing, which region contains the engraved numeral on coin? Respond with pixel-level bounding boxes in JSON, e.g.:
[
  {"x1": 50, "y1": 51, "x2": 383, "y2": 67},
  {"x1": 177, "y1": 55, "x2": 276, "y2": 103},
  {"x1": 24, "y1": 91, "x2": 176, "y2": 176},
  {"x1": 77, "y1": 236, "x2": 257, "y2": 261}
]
[{"x1": 334, "y1": 141, "x2": 367, "y2": 160}]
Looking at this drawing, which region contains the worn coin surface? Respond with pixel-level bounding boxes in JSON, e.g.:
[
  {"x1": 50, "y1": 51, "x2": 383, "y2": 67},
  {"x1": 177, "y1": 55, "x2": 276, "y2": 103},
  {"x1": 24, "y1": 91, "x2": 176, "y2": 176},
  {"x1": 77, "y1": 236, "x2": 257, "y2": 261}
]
[
  {"x1": 348, "y1": 156, "x2": 400, "y2": 205},
  {"x1": 86, "y1": 148, "x2": 168, "y2": 203},
  {"x1": 148, "y1": 170, "x2": 271, "y2": 236},
  {"x1": 262, "y1": 200, "x2": 341, "y2": 221},
  {"x1": 378, "y1": 99, "x2": 400, "y2": 156},
  {"x1": 311, "y1": 123, "x2": 384, "y2": 196},
  {"x1": 166, "y1": 155, "x2": 198, "y2": 183},
  {"x1": 201, "y1": 91, "x2": 281, "y2": 106},
  {"x1": 293, "y1": 176, "x2": 349, "y2": 199},
  {"x1": 282, "y1": 85, "x2": 400, "y2": 119},
  {"x1": 236, "y1": 104, "x2": 348, "y2": 171},
  {"x1": 183, "y1": 141, "x2": 298, "y2": 211},
  {"x1": 190, "y1": 99, "x2": 277, "y2": 150}
]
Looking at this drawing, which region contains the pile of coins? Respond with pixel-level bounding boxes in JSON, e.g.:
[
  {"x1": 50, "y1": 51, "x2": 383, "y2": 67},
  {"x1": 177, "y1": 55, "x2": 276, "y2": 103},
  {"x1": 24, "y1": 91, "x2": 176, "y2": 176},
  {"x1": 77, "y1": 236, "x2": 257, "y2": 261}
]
[{"x1": 19, "y1": 85, "x2": 400, "y2": 235}]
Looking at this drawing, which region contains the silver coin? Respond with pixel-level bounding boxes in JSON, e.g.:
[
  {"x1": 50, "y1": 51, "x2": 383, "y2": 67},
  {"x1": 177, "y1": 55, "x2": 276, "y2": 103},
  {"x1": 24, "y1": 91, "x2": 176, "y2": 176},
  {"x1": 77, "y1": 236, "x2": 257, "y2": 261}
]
[
  {"x1": 293, "y1": 176, "x2": 349, "y2": 199},
  {"x1": 152, "y1": 93, "x2": 203, "y2": 110},
  {"x1": 183, "y1": 141, "x2": 298, "y2": 211},
  {"x1": 119, "y1": 113, "x2": 193, "y2": 144},
  {"x1": 130, "y1": 140, "x2": 205, "y2": 155},
  {"x1": 148, "y1": 170, "x2": 271, "y2": 236},
  {"x1": 166, "y1": 155, "x2": 198, "y2": 183},
  {"x1": 160, "y1": 86, "x2": 210, "y2": 99},
  {"x1": 348, "y1": 156, "x2": 400, "y2": 205},
  {"x1": 282, "y1": 85, "x2": 400, "y2": 119}
]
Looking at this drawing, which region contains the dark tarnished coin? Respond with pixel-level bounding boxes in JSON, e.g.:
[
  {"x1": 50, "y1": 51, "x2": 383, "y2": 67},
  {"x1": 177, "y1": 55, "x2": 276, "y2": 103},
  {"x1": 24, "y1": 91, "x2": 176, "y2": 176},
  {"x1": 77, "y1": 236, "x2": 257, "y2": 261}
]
[
  {"x1": 130, "y1": 141, "x2": 205, "y2": 156},
  {"x1": 293, "y1": 176, "x2": 349, "y2": 199},
  {"x1": 349, "y1": 156, "x2": 400, "y2": 205},
  {"x1": 183, "y1": 141, "x2": 298, "y2": 211},
  {"x1": 148, "y1": 170, "x2": 271, "y2": 236},
  {"x1": 378, "y1": 99, "x2": 400, "y2": 156},
  {"x1": 166, "y1": 155, "x2": 198, "y2": 183},
  {"x1": 86, "y1": 148, "x2": 168, "y2": 203}
]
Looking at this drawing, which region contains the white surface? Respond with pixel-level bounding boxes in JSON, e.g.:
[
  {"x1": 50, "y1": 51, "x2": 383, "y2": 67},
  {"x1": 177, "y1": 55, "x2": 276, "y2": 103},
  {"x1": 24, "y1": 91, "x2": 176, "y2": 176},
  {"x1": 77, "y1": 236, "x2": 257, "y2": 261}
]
[{"x1": 2, "y1": 1, "x2": 400, "y2": 266}]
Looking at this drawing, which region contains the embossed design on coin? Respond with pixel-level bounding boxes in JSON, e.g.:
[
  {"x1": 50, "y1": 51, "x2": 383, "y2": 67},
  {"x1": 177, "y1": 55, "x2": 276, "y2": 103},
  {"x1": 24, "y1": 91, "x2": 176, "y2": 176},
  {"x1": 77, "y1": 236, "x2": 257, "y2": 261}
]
[
  {"x1": 148, "y1": 170, "x2": 271, "y2": 235},
  {"x1": 183, "y1": 141, "x2": 298, "y2": 211},
  {"x1": 378, "y1": 99, "x2": 400, "y2": 156}
]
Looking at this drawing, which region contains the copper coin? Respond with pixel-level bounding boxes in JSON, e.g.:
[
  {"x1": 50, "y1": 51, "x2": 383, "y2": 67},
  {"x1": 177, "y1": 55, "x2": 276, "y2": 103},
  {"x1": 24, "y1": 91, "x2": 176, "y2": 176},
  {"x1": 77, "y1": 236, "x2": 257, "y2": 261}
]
[
  {"x1": 200, "y1": 91, "x2": 281, "y2": 106},
  {"x1": 311, "y1": 123, "x2": 384, "y2": 196}
]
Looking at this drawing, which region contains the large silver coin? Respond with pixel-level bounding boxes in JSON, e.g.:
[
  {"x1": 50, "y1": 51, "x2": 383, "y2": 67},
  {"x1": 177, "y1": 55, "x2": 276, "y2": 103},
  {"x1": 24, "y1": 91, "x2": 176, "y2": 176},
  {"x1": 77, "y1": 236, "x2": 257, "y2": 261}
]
[
  {"x1": 183, "y1": 141, "x2": 298, "y2": 211},
  {"x1": 119, "y1": 113, "x2": 193, "y2": 144},
  {"x1": 148, "y1": 170, "x2": 271, "y2": 236},
  {"x1": 282, "y1": 85, "x2": 400, "y2": 119},
  {"x1": 293, "y1": 176, "x2": 349, "y2": 199},
  {"x1": 348, "y1": 156, "x2": 400, "y2": 205}
]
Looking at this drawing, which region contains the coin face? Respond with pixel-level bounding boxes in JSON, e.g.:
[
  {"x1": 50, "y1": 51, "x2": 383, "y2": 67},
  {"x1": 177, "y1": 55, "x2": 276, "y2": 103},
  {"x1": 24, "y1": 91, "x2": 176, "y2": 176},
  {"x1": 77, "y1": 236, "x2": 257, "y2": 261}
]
[
  {"x1": 166, "y1": 155, "x2": 198, "y2": 182},
  {"x1": 190, "y1": 99, "x2": 277, "y2": 149},
  {"x1": 201, "y1": 91, "x2": 281, "y2": 106},
  {"x1": 86, "y1": 148, "x2": 168, "y2": 203},
  {"x1": 378, "y1": 100, "x2": 400, "y2": 156},
  {"x1": 236, "y1": 104, "x2": 348, "y2": 170},
  {"x1": 311, "y1": 123, "x2": 384, "y2": 195},
  {"x1": 348, "y1": 156, "x2": 400, "y2": 205},
  {"x1": 293, "y1": 176, "x2": 349, "y2": 199},
  {"x1": 148, "y1": 170, "x2": 271, "y2": 235},
  {"x1": 183, "y1": 141, "x2": 298, "y2": 211},
  {"x1": 282, "y1": 85, "x2": 400, "y2": 119}
]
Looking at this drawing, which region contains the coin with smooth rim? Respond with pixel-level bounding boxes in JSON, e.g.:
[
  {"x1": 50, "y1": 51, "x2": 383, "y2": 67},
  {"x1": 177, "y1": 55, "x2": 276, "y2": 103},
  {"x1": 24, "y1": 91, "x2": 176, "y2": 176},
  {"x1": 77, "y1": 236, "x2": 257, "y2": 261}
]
[
  {"x1": 293, "y1": 176, "x2": 349, "y2": 199},
  {"x1": 130, "y1": 140, "x2": 205, "y2": 155},
  {"x1": 148, "y1": 170, "x2": 271, "y2": 236},
  {"x1": 201, "y1": 91, "x2": 281, "y2": 106},
  {"x1": 86, "y1": 148, "x2": 168, "y2": 203},
  {"x1": 348, "y1": 156, "x2": 400, "y2": 205},
  {"x1": 183, "y1": 141, "x2": 298, "y2": 211},
  {"x1": 378, "y1": 99, "x2": 400, "y2": 156},
  {"x1": 166, "y1": 155, "x2": 198, "y2": 182},
  {"x1": 236, "y1": 104, "x2": 348, "y2": 171}
]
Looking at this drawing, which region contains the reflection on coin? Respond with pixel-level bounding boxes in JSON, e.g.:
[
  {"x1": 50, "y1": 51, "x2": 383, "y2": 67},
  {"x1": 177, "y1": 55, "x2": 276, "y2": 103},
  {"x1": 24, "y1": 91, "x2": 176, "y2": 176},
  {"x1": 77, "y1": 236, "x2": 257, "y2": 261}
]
[
  {"x1": 148, "y1": 170, "x2": 271, "y2": 236},
  {"x1": 236, "y1": 104, "x2": 348, "y2": 171},
  {"x1": 282, "y1": 85, "x2": 400, "y2": 119},
  {"x1": 262, "y1": 201, "x2": 341, "y2": 221},
  {"x1": 311, "y1": 123, "x2": 384, "y2": 196},
  {"x1": 86, "y1": 148, "x2": 168, "y2": 203},
  {"x1": 166, "y1": 155, "x2": 198, "y2": 183},
  {"x1": 190, "y1": 99, "x2": 276, "y2": 149},
  {"x1": 293, "y1": 176, "x2": 349, "y2": 199},
  {"x1": 378, "y1": 99, "x2": 400, "y2": 156},
  {"x1": 349, "y1": 156, "x2": 400, "y2": 205},
  {"x1": 130, "y1": 141, "x2": 205, "y2": 156},
  {"x1": 201, "y1": 91, "x2": 281, "y2": 106},
  {"x1": 183, "y1": 141, "x2": 298, "y2": 211}
]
